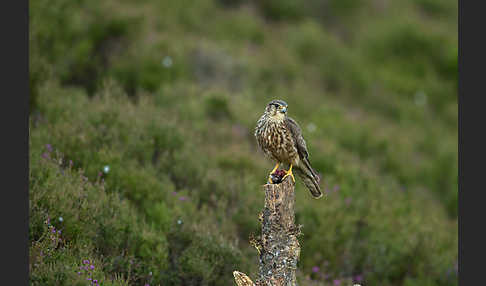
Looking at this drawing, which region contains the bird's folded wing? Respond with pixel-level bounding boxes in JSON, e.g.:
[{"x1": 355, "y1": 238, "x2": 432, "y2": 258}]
[{"x1": 285, "y1": 117, "x2": 309, "y2": 159}]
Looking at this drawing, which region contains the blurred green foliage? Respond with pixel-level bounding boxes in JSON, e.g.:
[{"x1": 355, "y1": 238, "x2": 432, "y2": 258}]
[{"x1": 29, "y1": 0, "x2": 457, "y2": 285}]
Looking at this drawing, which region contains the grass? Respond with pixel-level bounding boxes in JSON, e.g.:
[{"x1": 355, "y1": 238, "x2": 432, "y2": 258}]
[{"x1": 29, "y1": 0, "x2": 457, "y2": 285}]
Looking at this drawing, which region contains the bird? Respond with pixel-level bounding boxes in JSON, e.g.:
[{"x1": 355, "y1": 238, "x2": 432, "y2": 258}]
[{"x1": 255, "y1": 99, "x2": 323, "y2": 198}]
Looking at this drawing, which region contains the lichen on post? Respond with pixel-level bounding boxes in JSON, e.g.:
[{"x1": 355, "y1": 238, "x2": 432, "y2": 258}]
[
  {"x1": 234, "y1": 175, "x2": 301, "y2": 286},
  {"x1": 257, "y1": 176, "x2": 300, "y2": 286}
]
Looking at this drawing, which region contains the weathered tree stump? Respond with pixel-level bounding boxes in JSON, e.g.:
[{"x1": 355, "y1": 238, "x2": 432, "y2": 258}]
[
  {"x1": 234, "y1": 176, "x2": 301, "y2": 286},
  {"x1": 257, "y1": 176, "x2": 300, "y2": 286}
]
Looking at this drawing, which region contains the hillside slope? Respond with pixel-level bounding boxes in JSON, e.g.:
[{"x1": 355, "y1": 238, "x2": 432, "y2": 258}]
[{"x1": 29, "y1": 0, "x2": 457, "y2": 285}]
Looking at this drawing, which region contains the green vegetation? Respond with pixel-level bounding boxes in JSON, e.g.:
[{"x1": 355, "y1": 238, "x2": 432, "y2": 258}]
[{"x1": 29, "y1": 0, "x2": 457, "y2": 285}]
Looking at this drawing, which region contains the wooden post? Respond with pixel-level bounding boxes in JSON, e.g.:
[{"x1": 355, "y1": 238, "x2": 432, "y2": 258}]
[{"x1": 234, "y1": 176, "x2": 301, "y2": 286}]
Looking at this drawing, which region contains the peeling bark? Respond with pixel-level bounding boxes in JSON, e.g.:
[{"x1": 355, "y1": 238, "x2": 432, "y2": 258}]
[{"x1": 234, "y1": 271, "x2": 256, "y2": 286}]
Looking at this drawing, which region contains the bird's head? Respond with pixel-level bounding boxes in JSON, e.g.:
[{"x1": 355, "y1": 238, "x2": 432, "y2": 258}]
[{"x1": 265, "y1": 100, "x2": 288, "y2": 120}]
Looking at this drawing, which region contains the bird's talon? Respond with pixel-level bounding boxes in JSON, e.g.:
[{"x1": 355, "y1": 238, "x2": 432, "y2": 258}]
[
  {"x1": 268, "y1": 176, "x2": 274, "y2": 184},
  {"x1": 267, "y1": 162, "x2": 281, "y2": 184},
  {"x1": 282, "y1": 164, "x2": 295, "y2": 183},
  {"x1": 282, "y1": 173, "x2": 295, "y2": 183}
]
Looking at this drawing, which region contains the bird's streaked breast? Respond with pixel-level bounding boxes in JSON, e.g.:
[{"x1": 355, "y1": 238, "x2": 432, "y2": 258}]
[{"x1": 255, "y1": 115, "x2": 298, "y2": 164}]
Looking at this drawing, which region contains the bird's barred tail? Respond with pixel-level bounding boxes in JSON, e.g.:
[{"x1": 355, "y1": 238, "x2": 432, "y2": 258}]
[{"x1": 295, "y1": 161, "x2": 323, "y2": 199}]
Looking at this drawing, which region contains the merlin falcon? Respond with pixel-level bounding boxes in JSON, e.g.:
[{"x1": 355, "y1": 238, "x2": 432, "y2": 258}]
[{"x1": 255, "y1": 100, "x2": 323, "y2": 198}]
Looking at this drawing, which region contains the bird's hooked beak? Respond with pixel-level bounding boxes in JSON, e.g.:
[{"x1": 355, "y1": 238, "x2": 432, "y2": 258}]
[{"x1": 281, "y1": 106, "x2": 287, "y2": 113}]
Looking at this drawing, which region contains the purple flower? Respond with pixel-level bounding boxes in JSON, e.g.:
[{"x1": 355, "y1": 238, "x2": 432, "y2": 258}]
[
  {"x1": 90, "y1": 265, "x2": 95, "y2": 270},
  {"x1": 57, "y1": 230, "x2": 61, "y2": 234},
  {"x1": 179, "y1": 196, "x2": 187, "y2": 201},
  {"x1": 354, "y1": 274, "x2": 363, "y2": 282},
  {"x1": 83, "y1": 259, "x2": 90, "y2": 264},
  {"x1": 46, "y1": 144, "x2": 53, "y2": 152},
  {"x1": 312, "y1": 266, "x2": 320, "y2": 273},
  {"x1": 93, "y1": 279, "x2": 98, "y2": 283},
  {"x1": 333, "y1": 279, "x2": 341, "y2": 285},
  {"x1": 77, "y1": 272, "x2": 81, "y2": 275},
  {"x1": 144, "y1": 284, "x2": 150, "y2": 286},
  {"x1": 333, "y1": 185, "x2": 340, "y2": 192},
  {"x1": 87, "y1": 277, "x2": 92, "y2": 281},
  {"x1": 42, "y1": 152, "x2": 49, "y2": 159},
  {"x1": 172, "y1": 191, "x2": 177, "y2": 196}
]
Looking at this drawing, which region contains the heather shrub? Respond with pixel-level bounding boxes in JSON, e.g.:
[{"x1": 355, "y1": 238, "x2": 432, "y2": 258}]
[{"x1": 29, "y1": 0, "x2": 457, "y2": 285}]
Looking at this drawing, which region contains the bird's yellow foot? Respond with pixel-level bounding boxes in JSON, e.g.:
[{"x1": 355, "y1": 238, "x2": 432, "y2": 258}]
[
  {"x1": 268, "y1": 162, "x2": 280, "y2": 183},
  {"x1": 282, "y1": 164, "x2": 296, "y2": 183},
  {"x1": 267, "y1": 176, "x2": 273, "y2": 184}
]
